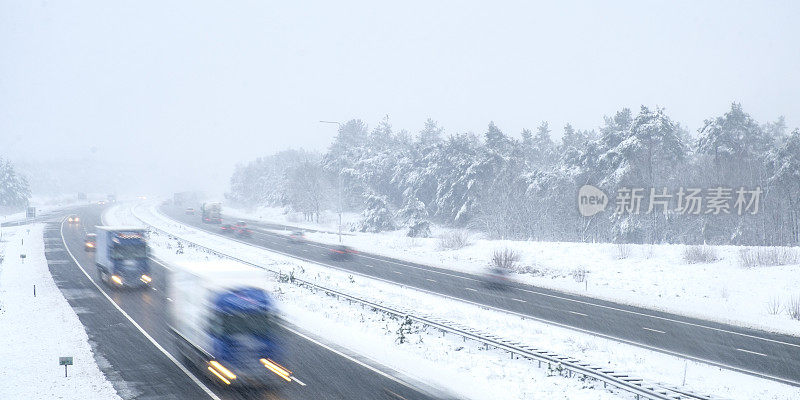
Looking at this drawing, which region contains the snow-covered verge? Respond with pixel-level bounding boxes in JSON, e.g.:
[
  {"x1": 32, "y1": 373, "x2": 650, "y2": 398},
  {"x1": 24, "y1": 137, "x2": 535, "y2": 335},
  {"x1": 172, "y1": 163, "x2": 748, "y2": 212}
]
[
  {"x1": 223, "y1": 205, "x2": 361, "y2": 235},
  {"x1": 224, "y1": 204, "x2": 800, "y2": 336},
  {"x1": 0, "y1": 224, "x2": 121, "y2": 400},
  {"x1": 109, "y1": 202, "x2": 800, "y2": 400}
]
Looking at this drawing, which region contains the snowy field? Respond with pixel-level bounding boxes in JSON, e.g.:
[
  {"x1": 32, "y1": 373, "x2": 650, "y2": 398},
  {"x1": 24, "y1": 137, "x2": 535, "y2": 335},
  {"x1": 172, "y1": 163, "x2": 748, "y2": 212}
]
[
  {"x1": 224, "y1": 205, "x2": 800, "y2": 335},
  {"x1": 0, "y1": 224, "x2": 120, "y2": 400},
  {"x1": 108, "y1": 202, "x2": 800, "y2": 400}
]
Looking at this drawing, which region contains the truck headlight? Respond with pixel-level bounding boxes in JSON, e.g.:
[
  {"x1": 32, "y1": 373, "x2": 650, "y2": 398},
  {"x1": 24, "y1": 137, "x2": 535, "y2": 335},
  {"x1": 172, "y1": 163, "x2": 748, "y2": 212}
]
[
  {"x1": 140, "y1": 275, "x2": 152, "y2": 283},
  {"x1": 260, "y1": 358, "x2": 292, "y2": 381},
  {"x1": 111, "y1": 275, "x2": 123, "y2": 285},
  {"x1": 208, "y1": 361, "x2": 236, "y2": 384}
]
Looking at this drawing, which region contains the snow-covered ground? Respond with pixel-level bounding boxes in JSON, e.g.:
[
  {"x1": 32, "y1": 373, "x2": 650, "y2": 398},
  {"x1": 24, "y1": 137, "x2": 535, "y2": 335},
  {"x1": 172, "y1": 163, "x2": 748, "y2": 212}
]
[
  {"x1": 224, "y1": 204, "x2": 800, "y2": 336},
  {"x1": 107, "y1": 202, "x2": 800, "y2": 400},
  {"x1": 0, "y1": 224, "x2": 120, "y2": 400}
]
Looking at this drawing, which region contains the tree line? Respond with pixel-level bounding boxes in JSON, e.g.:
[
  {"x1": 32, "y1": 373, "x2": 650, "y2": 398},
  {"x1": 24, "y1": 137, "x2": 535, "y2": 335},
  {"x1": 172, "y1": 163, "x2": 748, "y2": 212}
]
[
  {"x1": 0, "y1": 158, "x2": 31, "y2": 212},
  {"x1": 227, "y1": 103, "x2": 800, "y2": 245}
]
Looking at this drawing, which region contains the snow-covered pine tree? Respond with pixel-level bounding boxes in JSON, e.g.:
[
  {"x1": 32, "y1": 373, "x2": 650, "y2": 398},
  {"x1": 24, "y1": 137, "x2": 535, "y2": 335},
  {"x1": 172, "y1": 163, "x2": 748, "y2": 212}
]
[
  {"x1": 359, "y1": 194, "x2": 396, "y2": 233},
  {"x1": 697, "y1": 103, "x2": 770, "y2": 186},
  {"x1": 318, "y1": 119, "x2": 373, "y2": 212},
  {"x1": 766, "y1": 128, "x2": 800, "y2": 245},
  {"x1": 0, "y1": 159, "x2": 31, "y2": 209},
  {"x1": 695, "y1": 103, "x2": 772, "y2": 244},
  {"x1": 398, "y1": 198, "x2": 431, "y2": 237},
  {"x1": 601, "y1": 106, "x2": 687, "y2": 243}
]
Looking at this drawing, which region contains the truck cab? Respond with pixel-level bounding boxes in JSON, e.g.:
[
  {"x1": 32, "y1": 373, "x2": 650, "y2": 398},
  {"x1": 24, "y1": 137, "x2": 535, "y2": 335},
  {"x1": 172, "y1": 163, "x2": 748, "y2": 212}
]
[
  {"x1": 169, "y1": 261, "x2": 291, "y2": 387},
  {"x1": 94, "y1": 227, "x2": 152, "y2": 288}
]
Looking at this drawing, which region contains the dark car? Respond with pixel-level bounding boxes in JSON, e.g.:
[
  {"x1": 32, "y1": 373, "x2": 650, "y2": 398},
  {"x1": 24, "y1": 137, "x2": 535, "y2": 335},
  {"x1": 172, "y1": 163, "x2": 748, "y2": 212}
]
[
  {"x1": 481, "y1": 267, "x2": 512, "y2": 290},
  {"x1": 84, "y1": 233, "x2": 97, "y2": 251},
  {"x1": 329, "y1": 245, "x2": 356, "y2": 261},
  {"x1": 234, "y1": 221, "x2": 252, "y2": 237},
  {"x1": 220, "y1": 223, "x2": 234, "y2": 233},
  {"x1": 185, "y1": 207, "x2": 196, "y2": 215},
  {"x1": 288, "y1": 230, "x2": 306, "y2": 244},
  {"x1": 67, "y1": 215, "x2": 80, "y2": 223}
]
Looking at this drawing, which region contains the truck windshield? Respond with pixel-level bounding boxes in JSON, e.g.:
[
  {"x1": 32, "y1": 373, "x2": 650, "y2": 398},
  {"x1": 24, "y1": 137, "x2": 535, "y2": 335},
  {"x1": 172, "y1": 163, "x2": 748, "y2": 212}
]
[
  {"x1": 111, "y1": 244, "x2": 147, "y2": 259},
  {"x1": 214, "y1": 312, "x2": 276, "y2": 336}
]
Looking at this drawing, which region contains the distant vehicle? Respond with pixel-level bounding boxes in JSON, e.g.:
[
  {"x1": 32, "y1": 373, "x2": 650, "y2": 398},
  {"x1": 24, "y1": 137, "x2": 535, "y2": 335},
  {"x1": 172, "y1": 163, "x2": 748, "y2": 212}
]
[
  {"x1": 234, "y1": 221, "x2": 252, "y2": 237},
  {"x1": 98, "y1": 200, "x2": 107, "y2": 205},
  {"x1": 94, "y1": 227, "x2": 151, "y2": 288},
  {"x1": 481, "y1": 267, "x2": 512, "y2": 290},
  {"x1": 137, "y1": 195, "x2": 147, "y2": 200},
  {"x1": 169, "y1": 261, "x2": 291, "y2": 387},
  {"x1": 26, "y1": 206, "x2": 36, "y2": 219},
  {"x1": 67, "y1": 215, "x2": 80, "y2": 223},
  {"x1": 329, "y1": 245, "x2": 355, "y2": 261},
  {"x1": 84, "y1": 233, "x2": 97, "y2": 251},
  {"x1": 185, "y1": 207, "x2": 196, "y2": 215},
  {"x1": 107, "y1": 194, "x2": 117, "y2": 203},
  {"x1": 288, "y1": 231, "x2": 306, "y2": 244},
  {"x1": 220, "y1": 223, "x2": 234, "y2": 233},
  {"x1": 201, "y1": 202, "x2": 222, "y2": 224}
]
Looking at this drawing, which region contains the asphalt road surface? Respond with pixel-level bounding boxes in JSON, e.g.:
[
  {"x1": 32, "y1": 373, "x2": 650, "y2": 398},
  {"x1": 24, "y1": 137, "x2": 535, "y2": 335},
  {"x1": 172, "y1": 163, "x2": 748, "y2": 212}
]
[
  {"x1": 163, "y1": 205, "x2": 800, "y2": 387},
  {"x1": 47, "y1": 204, "x2": 446, "y2": 400}
]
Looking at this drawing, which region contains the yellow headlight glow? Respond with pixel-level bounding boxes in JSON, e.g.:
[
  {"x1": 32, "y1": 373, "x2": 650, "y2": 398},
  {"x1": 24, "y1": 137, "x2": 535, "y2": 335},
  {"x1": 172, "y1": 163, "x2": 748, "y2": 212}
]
[
  {"x1": 209, "y1": 361, "x2": 236, "y2": 380},
  {"x1": 260, "y1": 358, "x2": 292, "y2": 382}
]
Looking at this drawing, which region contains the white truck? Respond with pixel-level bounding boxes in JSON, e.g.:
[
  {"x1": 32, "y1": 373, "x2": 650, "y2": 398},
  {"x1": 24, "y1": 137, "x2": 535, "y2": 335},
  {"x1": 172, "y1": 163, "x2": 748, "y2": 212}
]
[
  {"x1": 168, "y1": 261, "x2": 291, "y2": 387},
  {"x1": 201, "y1": 202, "x2": 222, "y2": 224}
]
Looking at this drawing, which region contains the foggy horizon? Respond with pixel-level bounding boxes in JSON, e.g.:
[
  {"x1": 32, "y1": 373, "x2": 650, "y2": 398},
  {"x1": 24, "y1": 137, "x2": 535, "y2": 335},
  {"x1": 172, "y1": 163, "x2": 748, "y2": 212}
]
[{"x1": 3, "y1": 1, "x2": 800, "y2": 196}]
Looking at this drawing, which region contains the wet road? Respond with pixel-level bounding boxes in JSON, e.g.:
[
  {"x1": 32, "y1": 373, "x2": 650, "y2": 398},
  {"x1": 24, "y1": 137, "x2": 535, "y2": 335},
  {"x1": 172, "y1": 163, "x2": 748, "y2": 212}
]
[
  {"x1": 163, "y1": 205, "x2": 800, "y2": 387},
  {"x1": 47, "y1": 204, "x2": 446, "y2": 400}
]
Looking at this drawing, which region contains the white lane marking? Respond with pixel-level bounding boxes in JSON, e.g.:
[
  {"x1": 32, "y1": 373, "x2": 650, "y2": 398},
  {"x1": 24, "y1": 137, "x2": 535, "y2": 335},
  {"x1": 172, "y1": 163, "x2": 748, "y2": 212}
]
[
  {"x1": 465, "y1": 288, "x2": 478, "y2": 292},
  {"x1": 278, "y1": 323, "x2": 420, "y2": 392},
  {"x1": 511, "y1": 298, "x2": 526, "y2": 303},
  {"x1": 149, "y1": 207, "x2": 800, "y2": 386},
  {"x1": 513, "y1": 287, "x2": 800, "y2": 350},
  {"x1": 567, "y1": 310, "x2": 587, "y2": 317},
  {"x1": 736, "y1": 348, "x2": 769, "y2": 357},
  {"x1": 291, "y1": 376, "x2": 306, "y2": 386},
  {"x1": 59, "y1": 218, "x2": 222, "y2": 400},
  {"x1": 392, "y1": 271, "x2": 402, "y2": 275},
  {"x1": 363, "y1": 265, "x2": 374, "y2": 268},
  {"x1": 425, "y1": 278, "x2": 436, "y2": 283},
  {"x1": 642, "y1": 327, "x2": 666, "y2": 334},
  {"x1": 356, "y1": 253, "x2": 481, "y2": 282},
  {"x1": 385, "y1": 388, "x2": 409, "y2": 400},
  {"x1": 167, "y1": 297, "x2": 174, "y2": 302}
]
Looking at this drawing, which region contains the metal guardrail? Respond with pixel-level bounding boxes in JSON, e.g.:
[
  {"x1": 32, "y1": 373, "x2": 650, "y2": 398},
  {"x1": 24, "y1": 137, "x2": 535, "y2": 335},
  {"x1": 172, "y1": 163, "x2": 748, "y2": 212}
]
[{"x1": 132, "y1": 205, "x2": 721, "y2": 400}]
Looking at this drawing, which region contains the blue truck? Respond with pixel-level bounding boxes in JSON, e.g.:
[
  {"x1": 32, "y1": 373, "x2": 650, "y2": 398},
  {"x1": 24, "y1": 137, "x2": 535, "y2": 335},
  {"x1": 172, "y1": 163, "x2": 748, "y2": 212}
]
[
  {"x1": 94, "y1": 226, "x2": 152, "y2": 288},
  {"x1": 169, "y1": 261, "x2": 291, "y2": 387}
]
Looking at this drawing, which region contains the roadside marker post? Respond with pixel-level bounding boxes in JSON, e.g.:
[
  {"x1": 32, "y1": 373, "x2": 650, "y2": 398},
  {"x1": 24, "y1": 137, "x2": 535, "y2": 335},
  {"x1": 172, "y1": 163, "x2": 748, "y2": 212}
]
[
  {"x1": 59, "y1": 357, "x2": 73, "y2": 377},
  {"x1": 20, "y1": 253, "x2": 26, "y2": 264}
]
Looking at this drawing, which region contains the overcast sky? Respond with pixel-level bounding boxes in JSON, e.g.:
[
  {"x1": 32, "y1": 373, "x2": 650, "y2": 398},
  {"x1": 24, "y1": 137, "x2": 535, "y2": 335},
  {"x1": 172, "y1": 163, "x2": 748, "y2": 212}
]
[{"x1": 2, "y1": 1, "x2": 798, "y2": 194}]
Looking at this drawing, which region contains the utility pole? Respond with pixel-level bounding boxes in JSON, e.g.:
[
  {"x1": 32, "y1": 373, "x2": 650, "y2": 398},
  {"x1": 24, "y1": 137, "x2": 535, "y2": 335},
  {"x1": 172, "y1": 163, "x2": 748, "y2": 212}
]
[{"x1": 320, "y1": 120, "x2": 344, "y2": 243}]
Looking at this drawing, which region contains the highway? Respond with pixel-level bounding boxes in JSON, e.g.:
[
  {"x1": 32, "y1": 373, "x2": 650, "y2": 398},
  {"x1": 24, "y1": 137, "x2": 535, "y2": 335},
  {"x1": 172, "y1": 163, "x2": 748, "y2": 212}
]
[
  {"x1": 162, "y1": 205, "x2": 800, "y2": 386},
  {"x1": 48, "y1": 204, "x2": 447, "y2": 400}
]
